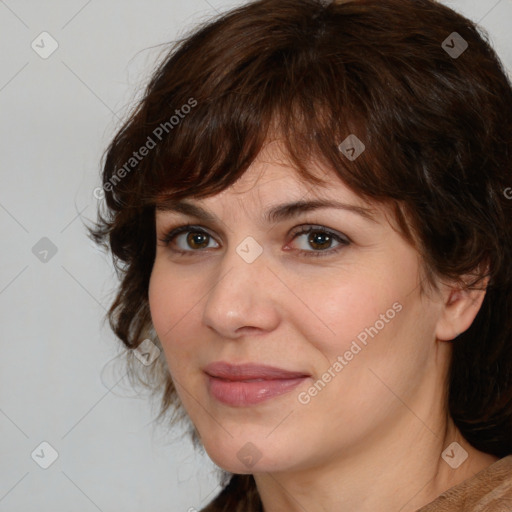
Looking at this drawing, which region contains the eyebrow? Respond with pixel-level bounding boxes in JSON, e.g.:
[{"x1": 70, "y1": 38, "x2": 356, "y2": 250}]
[{"x1": 155, "y1": 198, "x2": 378, "y2": 224}]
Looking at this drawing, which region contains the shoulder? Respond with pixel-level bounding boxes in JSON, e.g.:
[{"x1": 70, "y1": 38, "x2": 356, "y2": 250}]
[{"x1": 417, "y1": 455, "x2": 512, "y2": 512}]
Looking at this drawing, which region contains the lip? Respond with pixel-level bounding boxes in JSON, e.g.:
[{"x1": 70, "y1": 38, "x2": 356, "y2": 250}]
[
  {"x1": 204, "y1": 362, "x2": 310, "y2": 406},
  {"x1": 204, "y1": 362, "x2": 309, "y2": 380}
]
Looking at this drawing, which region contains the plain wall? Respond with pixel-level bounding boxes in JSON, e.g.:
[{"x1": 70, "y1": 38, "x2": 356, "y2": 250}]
[{"x1": 1, "y1": 1, "x2": 511, "y2": 510}]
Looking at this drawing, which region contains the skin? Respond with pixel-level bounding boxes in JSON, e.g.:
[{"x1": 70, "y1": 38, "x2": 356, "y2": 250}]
[{"x1": 148, "y1": 141, "x2": 498, "y2": 512}]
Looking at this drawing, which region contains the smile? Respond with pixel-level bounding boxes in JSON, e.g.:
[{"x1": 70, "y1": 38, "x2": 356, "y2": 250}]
[{"x1": 203, "y1": 362, "x2": 310, "y2": 407}]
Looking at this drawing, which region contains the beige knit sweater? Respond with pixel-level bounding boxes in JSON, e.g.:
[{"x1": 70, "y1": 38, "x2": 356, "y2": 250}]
[{"x1": 417, "y1": 455, "x2": 512, "y2": 511}]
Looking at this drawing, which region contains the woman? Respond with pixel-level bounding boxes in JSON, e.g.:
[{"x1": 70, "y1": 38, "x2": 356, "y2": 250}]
[{"x1": 90, "y1": 0, "x2": 512, "y2": 510}]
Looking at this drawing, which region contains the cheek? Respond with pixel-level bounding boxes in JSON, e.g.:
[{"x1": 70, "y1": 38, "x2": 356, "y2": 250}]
[
  {"x1": 148, "y1": 264, "x2": 198, "y2": 365},
  {"x1": 309, "y1": 283, "x2": 437, "y2": 419},
  {"x1": 295, "y1": 270, "x2": 407, "y2": 359},
  {"x1": 295, "y1": 249, "x2": 428, "y2": 384},
  {"x1": 148, "y1": 267, "x2": 170, "y2": 337},
  {"x1": 148, "y1": 259, "x2": 202, "y2": 332}
]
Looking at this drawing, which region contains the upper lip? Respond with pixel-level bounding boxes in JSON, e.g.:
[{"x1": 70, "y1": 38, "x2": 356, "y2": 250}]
[{"x1": 203, "y1": 362, "x2": 310, "y2": 381}]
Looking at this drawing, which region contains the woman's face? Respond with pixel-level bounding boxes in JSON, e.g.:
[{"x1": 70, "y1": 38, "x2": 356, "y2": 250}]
[{"x1": 148, "y1": 142, "x2": 450, "y2": 474}]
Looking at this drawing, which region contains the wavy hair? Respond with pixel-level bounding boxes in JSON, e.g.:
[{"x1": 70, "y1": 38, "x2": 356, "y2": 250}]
[{"x1": 89, "y1": 0, "x2": 512, "y2": 509}]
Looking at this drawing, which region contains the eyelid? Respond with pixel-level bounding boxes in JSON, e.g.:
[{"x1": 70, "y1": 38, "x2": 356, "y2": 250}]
[
  {"x1": 158, "y1": 223, "x2": 216, "y2": 246},
  {"x1": 158, "y1": 222, "x2": 351, "y2": 258},
  {"x1": 285, "y1": 225, "x2": 350, "y2": 257},
  {"x1": 288, "y1": 224, "x2": 351, "y2": 244}
]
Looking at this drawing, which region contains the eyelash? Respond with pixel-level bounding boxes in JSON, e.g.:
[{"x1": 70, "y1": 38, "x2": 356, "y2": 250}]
[{"x1": 158, "y1": 223, "x2": 351, "y2": 258}]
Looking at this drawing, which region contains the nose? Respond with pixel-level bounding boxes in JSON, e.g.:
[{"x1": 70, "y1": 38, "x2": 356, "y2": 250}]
[{"x1": 201, "y1": 242, "x2": 281, "y2": 339}]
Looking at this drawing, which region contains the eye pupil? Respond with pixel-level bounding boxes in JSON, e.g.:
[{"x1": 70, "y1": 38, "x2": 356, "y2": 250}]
[
  {"x1": 309, "y1": 231, "x2": 331, "y2": 250},
  {"x1": 187, "y1": 232, "x2": 209, "y2": 249}
]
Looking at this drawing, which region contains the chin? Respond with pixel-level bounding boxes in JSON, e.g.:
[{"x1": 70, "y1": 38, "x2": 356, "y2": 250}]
[{"x1": 200, "y1": 432, "x2": 299, "y2": 475}]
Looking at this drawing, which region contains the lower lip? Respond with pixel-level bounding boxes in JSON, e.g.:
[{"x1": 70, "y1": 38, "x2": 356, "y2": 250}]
[{"x1": 206, "y1": 375, "x2": 308, "y2": 406}]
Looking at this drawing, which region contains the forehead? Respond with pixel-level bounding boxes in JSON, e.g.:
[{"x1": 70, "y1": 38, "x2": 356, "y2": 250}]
[
  {"x1": 155, "y1": 140, "x2": 392, "y2": 229},
  {"x1": 210, "y1": 140, "x2": 372, "y2": 210}
]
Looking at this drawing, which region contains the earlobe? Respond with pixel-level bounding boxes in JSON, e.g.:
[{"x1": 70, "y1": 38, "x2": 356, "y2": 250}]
[{"x1": 435, "y1": 278, "x2": 488, "y2": 341}]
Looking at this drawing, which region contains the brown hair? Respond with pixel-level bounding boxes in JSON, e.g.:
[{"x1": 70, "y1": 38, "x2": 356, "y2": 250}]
[{"x1": 89, "y1": 0, "x2": 512, "y2": 509}]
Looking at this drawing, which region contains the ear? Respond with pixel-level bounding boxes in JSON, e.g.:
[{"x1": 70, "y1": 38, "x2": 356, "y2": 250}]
[{"x1": 435, "y1": 271, "x2": 489, "y2": 341}]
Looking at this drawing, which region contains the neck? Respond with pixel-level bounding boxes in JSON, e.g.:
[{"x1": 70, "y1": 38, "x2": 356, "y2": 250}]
[{"x1": 254, "y1": 408, "x2": 498, "y2": 512}]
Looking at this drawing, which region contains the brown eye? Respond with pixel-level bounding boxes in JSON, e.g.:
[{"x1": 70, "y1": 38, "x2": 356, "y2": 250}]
[
  {"x1": 289, "y1": 225, "x2": 350, "y2": 258},
  {"x1": 307, "y1": 231, "x2": 334, "y2": 251},
  {"x1": 159, "y1": 225, "x2": 219, "y2": 253},
  {"x1": 185, "y1": 231, "x2": 210, "y2": 249}
]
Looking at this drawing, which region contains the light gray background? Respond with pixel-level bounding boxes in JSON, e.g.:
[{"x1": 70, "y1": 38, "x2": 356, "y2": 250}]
[{"x1": 1, "y1": 1, "x2": 511, "y2": 511}]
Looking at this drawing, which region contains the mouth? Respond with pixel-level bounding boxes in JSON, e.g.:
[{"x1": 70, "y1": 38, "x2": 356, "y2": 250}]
[{"x1": 203, "y1": 362, "x2": 310, "y2": 407}]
